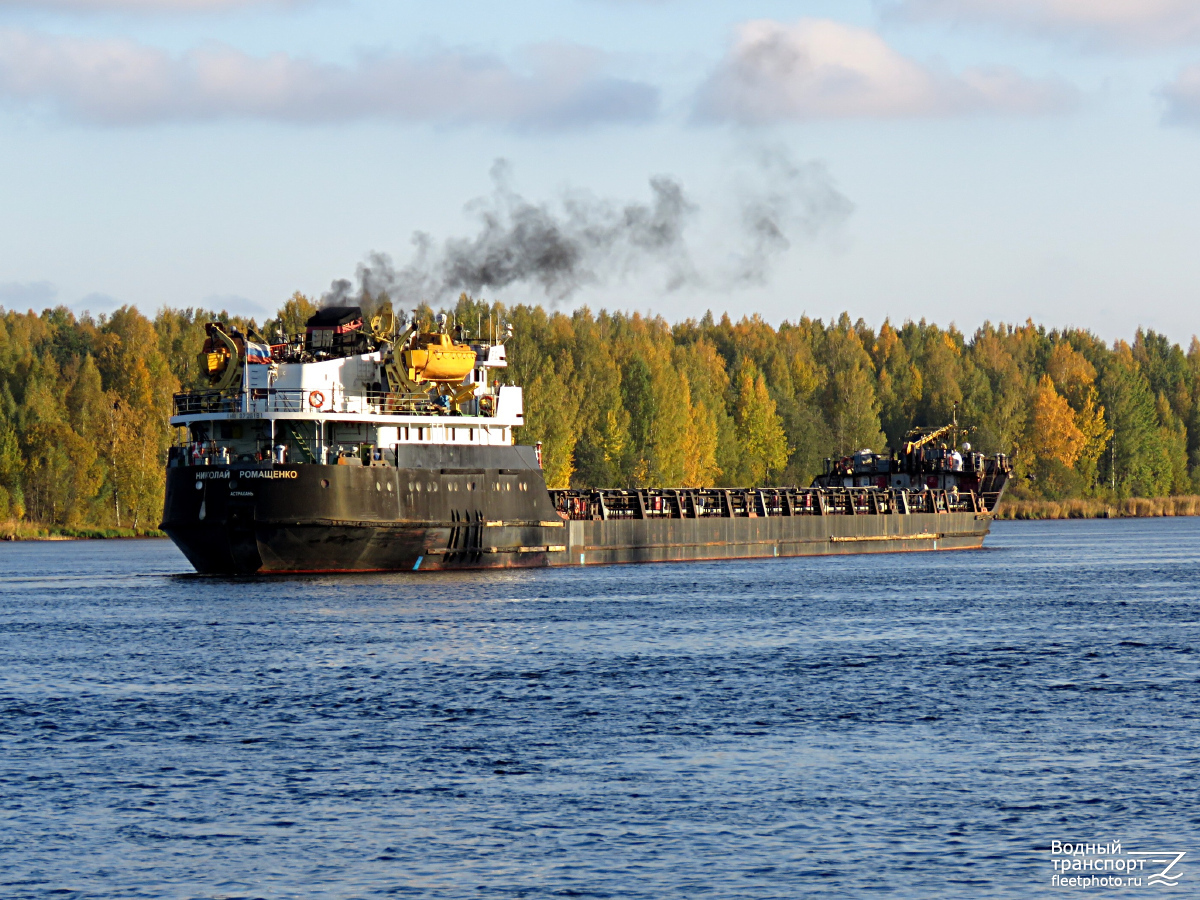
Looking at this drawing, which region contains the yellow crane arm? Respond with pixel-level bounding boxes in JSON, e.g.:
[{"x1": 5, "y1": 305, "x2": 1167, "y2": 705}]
[{"x1": 904, "y1": 422, "x2": 955, "y2": 455}]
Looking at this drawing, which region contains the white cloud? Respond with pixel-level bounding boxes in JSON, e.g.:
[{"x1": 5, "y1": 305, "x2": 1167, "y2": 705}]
[
  {"x1": 696, "y1": 18, "x2": 1075, "y2": 123},
  {"x1": 893, "y1": 0, "x2": 1200, "y2": 47},
  {"x1": 0, "y1": 29, "x2": 659, "y2": 129}
]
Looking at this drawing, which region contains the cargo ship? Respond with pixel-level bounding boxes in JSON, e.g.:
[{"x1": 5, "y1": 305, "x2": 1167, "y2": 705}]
[{"x1": 161, "y1": 306, "x2": 1011, "y2": 573}]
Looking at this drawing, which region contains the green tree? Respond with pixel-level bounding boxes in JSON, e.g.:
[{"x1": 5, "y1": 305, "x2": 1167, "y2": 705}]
[
  {"x1": 872, "y1": 321, "x2": 922, "y2": 450},
  {"x1": 733, "y1": 362, "x2": 788, "y2": 485},
  {"x1": 570, "y1": 310, "x2": 630, "y2": 487},
  {"x1": 820, "y1": 319, "x2": 885, "y2": 456},
  {"x1": 964, "y1": 325, "x2": 1031, "y2": 457},
  {"x1": 1099, "y1": 347, "x2": 1170, "y2": 497},
  {"x1": 0, "y1": 410, "x2": 22, "y2": 520},
  {"x1": 620, "y1": 354, "x2": 656, "y2": 485}
]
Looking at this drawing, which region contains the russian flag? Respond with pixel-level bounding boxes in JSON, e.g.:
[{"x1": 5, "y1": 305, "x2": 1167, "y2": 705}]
[{"x1": 246, "y1": 341, "x2": 272, "y2": 364}]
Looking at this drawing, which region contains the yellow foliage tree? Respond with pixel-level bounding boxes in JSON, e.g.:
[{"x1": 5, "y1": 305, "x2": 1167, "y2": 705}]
[
  {"x1": 1029, "y1": 375, "x2": 1086, "y2": 468},
  {"x1": 600, "y1": 407, "x2": 628, "y2": 476},
  {"x1": 644, "y1": 351, "x2": 689, "y2": 486},
  {"x1": 1045, "y1": 341, "x2": 1111, "y2": 489},
  {"x1": 272, "y1": 292, "x2": 318, "y2": 337},
  {"x1": 523, "y1": 362, "x2": 580, "y2": 489},
  {"x1": 673, "y1": 338, "x2": 734, "y2": 484},
  {"x1": 734, "y1": 364, "x2": 788, "y2": 485},
  {"x1": 1046, "y1": 342, "x2": 1096, "y2": 407},
  {"x1": 681, "y1": 375, "x2": 720, "y2": 487},
  {"x1": 1072, "y1": 390, "x2": 1113, "y2": 488}
]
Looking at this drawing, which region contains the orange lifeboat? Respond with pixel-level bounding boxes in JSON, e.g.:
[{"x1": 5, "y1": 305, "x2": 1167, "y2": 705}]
[{"x1": 401, "y1": 332, "x2": 476, "y2": 384}]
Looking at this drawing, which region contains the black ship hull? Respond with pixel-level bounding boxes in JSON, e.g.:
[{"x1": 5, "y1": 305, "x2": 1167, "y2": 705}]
[{"x1": 162, "y1": 446, "x2": 995, "y2": 575}]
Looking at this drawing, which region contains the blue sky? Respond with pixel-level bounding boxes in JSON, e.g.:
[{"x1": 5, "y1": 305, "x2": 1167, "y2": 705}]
[{"x1": 2, "y1": 0, "x2": 1200, "y2": 343}]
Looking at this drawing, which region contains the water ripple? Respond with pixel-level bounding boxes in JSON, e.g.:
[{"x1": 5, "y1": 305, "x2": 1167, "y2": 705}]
[{"x1": 1, "y1": 520, "x2": 1198, "y2": 897}]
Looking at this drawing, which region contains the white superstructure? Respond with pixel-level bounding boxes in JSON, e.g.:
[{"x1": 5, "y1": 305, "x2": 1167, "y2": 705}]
[{"x1": 169, "y1": 308, "x2": 523, "y2": 467}]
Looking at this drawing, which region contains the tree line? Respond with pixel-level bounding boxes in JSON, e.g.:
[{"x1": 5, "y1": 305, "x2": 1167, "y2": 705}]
[{"x1": 1, "y1": 292, "x2": 1197, "y2": 531}]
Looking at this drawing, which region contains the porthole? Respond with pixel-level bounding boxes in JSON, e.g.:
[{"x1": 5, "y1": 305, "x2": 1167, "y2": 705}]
[
  {"x1": 386, "y1": 482, "x2": 393, "y2": 492},
  {"x1": 415, "y1": 483, "x2": 422, "y2": 492},
  {"x1": 520, "y1": 482, "x2": 527, "y2": 491},
  {"x1": 467, "y1": 481, "x2": 476, "y2": 491},
  {"x1": 321, "y1": 479, "x2": 329, "y2": 488},
  {"x1": 194, "y1": 481, "x2": 203, "y2": 491},
  {"x1": 505, "y1": 483, "x2": 511, "y2": 491},
  {"x1": 376, "y1": 482, "x2": 381, "y2": 492},
  {"x1": 429, "y1": 483, "x2": 438, "y2": 492}
]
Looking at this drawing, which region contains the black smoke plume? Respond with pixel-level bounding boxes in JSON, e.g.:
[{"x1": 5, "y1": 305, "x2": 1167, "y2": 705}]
[
  {"x1": 322, "y1": 149, "x2": 851, "y2": 309},
  {"x1": 732, "y1": 146, "x2": 854, "y2": 285}
]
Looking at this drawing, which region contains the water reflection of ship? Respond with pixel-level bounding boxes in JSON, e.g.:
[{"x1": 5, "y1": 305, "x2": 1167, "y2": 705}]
[{"x1": 161, "y1": 305, "x2": 1011, "y2": 574}]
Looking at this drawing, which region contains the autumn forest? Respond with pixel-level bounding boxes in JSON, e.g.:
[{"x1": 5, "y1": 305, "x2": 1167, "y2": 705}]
[{"x1": 1, "y1": 292, "x2": 1197, "y2": 534}]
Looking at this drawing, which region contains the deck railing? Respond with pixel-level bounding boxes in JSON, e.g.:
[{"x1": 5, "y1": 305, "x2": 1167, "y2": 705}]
[
  {"x1": 549, "y1": 486, "x2": 986, "y2": 520},
  {"x1": 173, "y1": 388, "x2": 473, "y2": 418}
]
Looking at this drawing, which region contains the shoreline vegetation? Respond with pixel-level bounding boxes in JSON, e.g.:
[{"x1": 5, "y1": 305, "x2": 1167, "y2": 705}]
[
  {"x1": 993, "y1": 495, "x2": 1200, "y2": 520},
  {"x1": 0, "y1": 520, "x2": 164, "y2": 541}
]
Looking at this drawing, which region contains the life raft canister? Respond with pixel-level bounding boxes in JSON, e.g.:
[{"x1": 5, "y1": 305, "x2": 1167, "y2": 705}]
[{"x1": 308, "y1": 390, "x2": 325, "y2": 408}]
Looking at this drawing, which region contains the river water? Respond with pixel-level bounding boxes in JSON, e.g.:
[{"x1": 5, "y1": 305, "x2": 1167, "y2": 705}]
[{"x1": 1, "y1": 520, "x2": 1198, "y2": 898}]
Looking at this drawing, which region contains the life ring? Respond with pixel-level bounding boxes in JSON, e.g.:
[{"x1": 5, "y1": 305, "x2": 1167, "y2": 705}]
[{"x1": 308, "y1": 390, "x2": 325, "y2": 408}]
